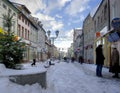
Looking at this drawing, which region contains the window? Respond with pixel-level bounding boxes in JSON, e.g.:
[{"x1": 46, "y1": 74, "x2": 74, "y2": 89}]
[
  {"x1": 94, "y1": 20, "x2": 96, "y2": 31},
  {"x1": 18, "y1": 15, "x2": 21, "y2": 19},
  {"x1": 25, "y1": 20, "x2": 27, "y2": 25},
  {"x1": 25, "y1": 29, "x2": 27, "y2": 39},
  {"x1": 101, "y1": 16, "x2": 102, "y2": 23},
  {"x1": 3, "y1": 4, "x2": 7, "y2": 9},
  {"x1": 28, "y1": 22, "x2": 29, "y2": 26},
  {"x1": 22, "y1": 26, "x2": 24, "y2": 38},
  {"x1": 18, "y1": 24, "x2": 21, "y2": 36},
  {"x1": 22, "y1": 17, "x2": 24, "y2": 22},
  {"x1": 104, "y1": 4, "x2": 107, "y2": 20},
  {"x1": 0, "y1": 1, "x2": 2, "y2": 5},
  {"x1": 8, "y1": 9, "x2": 12, "y2": 14},
  {"x1": 97, "y1": 16, "x2": 100, "y2": 26},
  {"x1": 112, "y1": 3, "x2": 116, "y2": 19},
  {"x1": 28, "y1": 30, "x2": 29, "y2": 40},
  {"x1": 13, "y1": 13, "x2": 16, "y2": 17}
]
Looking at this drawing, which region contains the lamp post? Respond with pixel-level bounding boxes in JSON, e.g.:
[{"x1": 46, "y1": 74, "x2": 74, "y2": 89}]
[
  {"x1": 47, "y1": 30, "x2": 59, "y2": 58},
  {"x1": 47, "y1": 30, "x2": 59, "y2": 44}
]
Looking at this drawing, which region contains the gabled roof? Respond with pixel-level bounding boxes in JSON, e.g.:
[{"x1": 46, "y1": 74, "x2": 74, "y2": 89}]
[{"x1": 12, "y1": 2, "x2": 31, "y2": 14}]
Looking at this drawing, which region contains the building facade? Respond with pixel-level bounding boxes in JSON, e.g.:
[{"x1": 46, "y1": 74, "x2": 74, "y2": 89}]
[
  {"x1": 83, "y1": 13, "x2": 94, "y2": 64},
  {"x1": 0, "y1": 0, "x2": 47, "y2": 62},
  {"x1": 93, "y1": 0, "x2": 110, "y2": 67},
  {"x1": 0, "y1": 0, "x2": 18, "y2": 35},
  {"x1": 109, "y1": 0, "x2": 120, "y2": 64},
  {"x1": 73, "y1": 28, "x2": 82, "y2": 61}
]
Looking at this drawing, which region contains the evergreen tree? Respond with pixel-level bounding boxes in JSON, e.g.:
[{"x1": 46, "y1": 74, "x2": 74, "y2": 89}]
[{"x1": 0, "y1": 13, "x2": 25, "y2": 69}]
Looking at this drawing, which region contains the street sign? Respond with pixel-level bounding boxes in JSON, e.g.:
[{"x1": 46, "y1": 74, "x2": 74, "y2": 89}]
[{"x1": 111, "y1": 18, "x2": 120, "y2": 30}]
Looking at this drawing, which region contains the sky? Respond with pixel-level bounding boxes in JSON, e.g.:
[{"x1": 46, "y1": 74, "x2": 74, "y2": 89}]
[
  {"x1": 10, "y1": 0, "x2": 102, "y2": 49},
  {"x1": 0, "y1": 60, "x2": 120, "y2": 93}
]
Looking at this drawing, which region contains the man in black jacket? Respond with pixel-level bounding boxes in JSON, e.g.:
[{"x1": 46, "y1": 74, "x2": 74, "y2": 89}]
[{"x1": 96, "y1": 44, "x2": 105, "y2": 77}]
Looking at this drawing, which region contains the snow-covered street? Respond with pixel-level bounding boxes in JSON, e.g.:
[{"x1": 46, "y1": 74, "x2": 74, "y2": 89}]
[{"x1": 0, "y1": 61, "x2": 120, "y2": 93}]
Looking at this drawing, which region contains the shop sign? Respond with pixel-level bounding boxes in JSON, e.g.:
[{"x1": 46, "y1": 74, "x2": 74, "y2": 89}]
[{"x1": 95, "y1": 32, "x2": 100, "y2": 38}]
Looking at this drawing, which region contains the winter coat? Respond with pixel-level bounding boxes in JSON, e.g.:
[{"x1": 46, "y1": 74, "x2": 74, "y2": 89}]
[
  {"x1": 96, "y1": 45, "x2": 105, "y2": 65},
  {"x1": 109, "y1": 48, "x2": 120, "y2": 73}
]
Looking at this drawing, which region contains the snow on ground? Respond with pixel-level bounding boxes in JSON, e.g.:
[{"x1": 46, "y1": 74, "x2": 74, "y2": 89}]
[{"x1": 0, "y1": 60, "x2": 120, "y2": 93}]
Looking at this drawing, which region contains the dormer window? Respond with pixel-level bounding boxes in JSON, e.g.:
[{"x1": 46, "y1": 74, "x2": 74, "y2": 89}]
[
  {"x1": 8, "y1": 9, "x2": 12, "y2": 14},
  {"x1": 3, "y1": 4, "x2": 7, "y2": 9}
]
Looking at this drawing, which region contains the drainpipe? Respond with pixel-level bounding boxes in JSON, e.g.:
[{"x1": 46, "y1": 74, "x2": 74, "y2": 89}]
[
  {"x1": 108, "y1": 0, "x2": 111, "y2": 30},
  {"x1": 82, "y1": 31, "x2": 84, "y2": 62}
]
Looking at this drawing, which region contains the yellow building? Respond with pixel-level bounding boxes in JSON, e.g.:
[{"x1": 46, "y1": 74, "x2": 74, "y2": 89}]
[{"x1": 94, "y1": 32, "x2": 111, "y2": 67}]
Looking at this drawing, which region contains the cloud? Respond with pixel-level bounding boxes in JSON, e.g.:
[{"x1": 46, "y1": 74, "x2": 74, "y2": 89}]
[
  {"x1": 65, "y1": 0, "x2": 90, "y2": 16},
  {"x1": 55, "y1": 14, "x2": 62, "y2": 19},
  {"x1": 66, "y1": 29, "x2": 73, "y2": 38},
  {"x1": 55, "y1": 30, "x2": 73, "y2": 49},
  {"x1": 72, "y1": 15, "x2": 85, "y2": 23},
  {"x1": 50, "y1": 21, "x2": 63, "y2": 31},
  {"x1": 44, "y1": 0, "x2": 71, "y2": 14},
  {"x1": 55, "y1": 40, "x2": 72, "y2": 49},
  {"x1": 59, "y1": 0, "x2": 71, "y2": 7},
  {"x1": 10, "y1": 0, "x2": 64, "y2": 32},
  {"x1": 33, "y1": 13, "x2": 64, "y2": 31}
]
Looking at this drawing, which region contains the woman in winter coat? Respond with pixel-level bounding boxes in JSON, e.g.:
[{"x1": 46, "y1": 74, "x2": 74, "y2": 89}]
[{"x1": 109, "y1": 48, "x2": 120, "y2": 78}]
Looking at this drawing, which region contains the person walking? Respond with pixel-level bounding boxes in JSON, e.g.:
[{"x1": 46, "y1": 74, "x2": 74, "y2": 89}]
[
  {"x1": 71, "y1": 57, "x2": 75, "y2": 63},
  {"x1": 31, "y1": 58, "x2": 36, "y2": 66},
  {"x1": 79, "y1": 56, "x2": 83, "y2": 64},
  {"x1": 109, "y1": 47, "x2": 120, "y2": 78},
  {"x1": 96, "y1": 44, "x2": 105, "y2": 77}
]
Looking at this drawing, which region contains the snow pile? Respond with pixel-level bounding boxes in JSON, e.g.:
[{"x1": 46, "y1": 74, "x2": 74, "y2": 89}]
[{"x1": 0, "y1": 61, "x2": 120, "y2": 93}]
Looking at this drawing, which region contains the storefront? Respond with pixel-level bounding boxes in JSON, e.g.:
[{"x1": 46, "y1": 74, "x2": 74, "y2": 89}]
[
  {"x1": 94, "y1": 26, "x2": 111, "y2": 67},
  {"x1": 94, "y1": 17, "x2": 120, "y2": 67}
]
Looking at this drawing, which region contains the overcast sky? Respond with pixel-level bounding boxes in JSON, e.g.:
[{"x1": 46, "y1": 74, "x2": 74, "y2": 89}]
[{"x1": 10, "y1": 0, "x2": 101, "y2": 49}]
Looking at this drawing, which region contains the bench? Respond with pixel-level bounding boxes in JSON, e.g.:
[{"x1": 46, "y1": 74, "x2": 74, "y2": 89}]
[{"x1": 9, "y1": 71, "x2": 47, "y2": 88}]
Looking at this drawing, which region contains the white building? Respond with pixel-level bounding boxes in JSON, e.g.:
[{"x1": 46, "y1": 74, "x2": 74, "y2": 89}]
[{"x1": 73, "y1": 28, "x2": 82, "y2": 61}]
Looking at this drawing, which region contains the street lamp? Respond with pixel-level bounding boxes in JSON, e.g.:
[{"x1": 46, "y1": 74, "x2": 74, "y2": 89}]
[
  {"x1": 47, "y1": 30, "x2": 59, "y2": 45},
  {"x1": 47, "y1": 30, "x2": 59, "y2": 58}
]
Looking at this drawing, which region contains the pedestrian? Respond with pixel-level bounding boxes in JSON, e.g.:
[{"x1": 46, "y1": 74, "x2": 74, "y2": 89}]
[
  {"x1": 49, "y1": 58, "x2": 55, "y2": 65},
  {"x1": 44, "y1": 59, "x2": 54, "y2": 68},
  {"x1": 109, "y1": 47, "x2": 120, "y2": 78},
  {"x1": 64, "y1": 57, "x2": 67, "y2": 62},
  {"x1": 71, "y1": 57, "x2": 75, "y2": 63},
  {"x1": 31, "y1": 58, "x2": 36, "y2": 66},
  {"x1": 96, "y1": 44, "x2": 105, "y2": 77},
  {"x1": 79, "y1": 56, "x2": 83, "y2": 64}
]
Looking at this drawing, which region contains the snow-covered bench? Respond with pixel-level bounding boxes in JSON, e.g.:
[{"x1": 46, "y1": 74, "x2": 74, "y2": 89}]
[
  {"x1": 0, "y1": 64, "x2": 6, "y2": 73},
  {"x1": 0, "y1": 63, "x2": 47, "y2": 88},
  {"x1": 9, "y1": 71, "x2": 47, "y2": 88}
]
